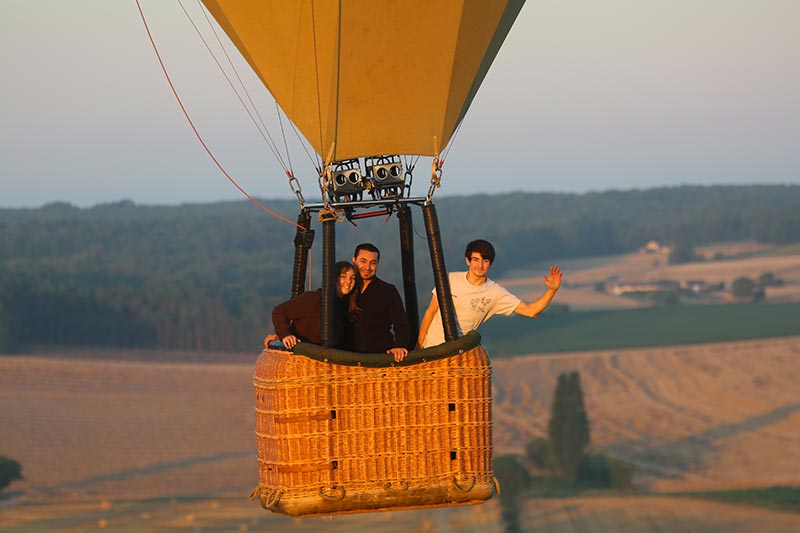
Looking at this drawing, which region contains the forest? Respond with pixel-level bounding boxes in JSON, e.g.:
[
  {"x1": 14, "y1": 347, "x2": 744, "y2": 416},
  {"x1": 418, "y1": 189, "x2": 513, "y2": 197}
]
[{"x1": 1, "y1": 185, "x2": 799, "y2": 353}]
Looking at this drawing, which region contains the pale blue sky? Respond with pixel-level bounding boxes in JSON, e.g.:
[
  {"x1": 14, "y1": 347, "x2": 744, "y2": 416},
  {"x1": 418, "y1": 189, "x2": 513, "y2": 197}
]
[{"x1": 2, "y1": 0, "x2": 798, "y2": 208}]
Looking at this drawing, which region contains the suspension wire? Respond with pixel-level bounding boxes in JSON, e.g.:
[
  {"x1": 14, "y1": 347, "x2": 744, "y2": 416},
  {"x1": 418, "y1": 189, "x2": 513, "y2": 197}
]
[
  {"x1": 332, "y1": 0, "x2": 343, "y2": 163},
  {"x1": 194, "y1": 0, "x2": 314, "y2": 285},
  {"x1": 192, "y1": 0, "x2": 290, "y2": 168},
  {"x1": 411, "y1": 217, "x2": 428, "y2": 241},
  {"x1": 310, "y1": 1, "x2": 326, "y2": 167},
  {"x1": 135, "y1": 0, "x2": 302, "y2": 230},
  {"x1": 440, "y1": 117, "x2": 467, "y2": 166},
  {"x1": 288, "y1": 114, "x2": 322, "y2": 174},
  {"x1": 309, "y1": 1, "x2": 334, "y2": 206},
  {"x1": 176, "y1": 0, "x2": 289, "y2": 172},
  {"x1": 284, "y1": 2, "x2": 322, "y2": 174},
  {"x1": 400, "y1": 154, "x2": 418, "y2": 198},
  {"x1": 274, "y1": 100, "x2": 294, "y2": 176},
  {"x1": 425, "y1": 121, "x2": 465, "y2": 202},
  {"x1": 404, "y1": 155, "x2": 421, "y2": 174},
  {"x1": 195, "y1": 0, "x2": 314, "y2": 208}
]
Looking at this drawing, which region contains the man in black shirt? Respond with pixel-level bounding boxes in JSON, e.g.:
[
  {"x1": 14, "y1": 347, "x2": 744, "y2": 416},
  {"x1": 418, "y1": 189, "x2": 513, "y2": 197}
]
[{"x1": 351, "y1": 243, "x2": 410, "y2": 361}]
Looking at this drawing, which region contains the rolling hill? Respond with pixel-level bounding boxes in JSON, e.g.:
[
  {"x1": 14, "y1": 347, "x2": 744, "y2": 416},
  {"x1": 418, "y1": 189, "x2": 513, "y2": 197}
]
[{"x1": 2, "y1": 335, "x2": 799, "y2": 529}]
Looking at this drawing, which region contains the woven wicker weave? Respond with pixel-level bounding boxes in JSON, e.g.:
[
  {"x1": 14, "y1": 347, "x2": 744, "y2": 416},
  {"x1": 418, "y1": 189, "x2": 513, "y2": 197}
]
[{"x1": 252, "y1": 335, "x2": 493, "y2": 516}]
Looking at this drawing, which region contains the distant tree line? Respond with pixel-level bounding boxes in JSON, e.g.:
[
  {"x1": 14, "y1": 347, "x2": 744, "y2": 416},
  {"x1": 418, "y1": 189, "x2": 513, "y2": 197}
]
[
  {"x1": 1, "y1": 185, "x2": 799, "y2": 353},
  {"x1": 0, "y1": 213, "x2": 295, "y2": 352}
]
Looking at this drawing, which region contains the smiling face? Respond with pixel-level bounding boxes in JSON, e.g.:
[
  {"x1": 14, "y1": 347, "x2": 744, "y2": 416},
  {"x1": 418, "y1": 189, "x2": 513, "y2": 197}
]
[
  {"x1": 336, "y1": 265, "x2": 357, "y2": 297},
  {"x1": 466, "y1": 252, "x2": 492, "y2": 282},
  {"x1": 353, "y1": 249, "x2": 379, "y2": 282}
]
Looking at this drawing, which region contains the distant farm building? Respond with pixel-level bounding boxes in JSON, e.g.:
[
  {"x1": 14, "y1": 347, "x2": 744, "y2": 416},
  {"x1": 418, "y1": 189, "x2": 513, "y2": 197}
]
[
  {"x1": 640, "y1": 240, "x2": 670, "y2": 254},
  {"x1": 681, "y1": 279, "x2": 709, "y2": 293},
  {"x1": 609, "y1": 280, "x2": 680, "y2": 295}
]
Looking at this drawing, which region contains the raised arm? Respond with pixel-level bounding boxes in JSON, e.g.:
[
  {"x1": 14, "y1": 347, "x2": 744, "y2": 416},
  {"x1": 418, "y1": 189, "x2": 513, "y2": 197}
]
[
  {"x1": 417, "y1": 294, "x2": 440, "y2": 348},
  {"x1": 513, "y1": 265, "x2": 563, "y2": 318}
]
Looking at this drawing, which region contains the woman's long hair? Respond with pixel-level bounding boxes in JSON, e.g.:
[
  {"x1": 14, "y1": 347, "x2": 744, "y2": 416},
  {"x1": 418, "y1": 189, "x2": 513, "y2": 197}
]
[{"x1": 334, "y1": 261, "x2": 361, "y2": 316}]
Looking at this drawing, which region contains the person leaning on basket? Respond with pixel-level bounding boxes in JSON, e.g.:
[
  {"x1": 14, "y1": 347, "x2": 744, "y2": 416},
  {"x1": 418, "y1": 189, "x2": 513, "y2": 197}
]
[
  {"x1": 264, "y1": 261, "x2": 360, "y2": 350},
  {"x1": 350, "y1": 243, "x2": 411, "y2": 363}
]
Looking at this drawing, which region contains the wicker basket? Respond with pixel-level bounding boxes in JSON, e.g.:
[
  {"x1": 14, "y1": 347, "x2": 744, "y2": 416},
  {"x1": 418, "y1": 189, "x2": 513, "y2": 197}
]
[{"x1": 251, "y1": 332, "x2": 494, "y2": 516}]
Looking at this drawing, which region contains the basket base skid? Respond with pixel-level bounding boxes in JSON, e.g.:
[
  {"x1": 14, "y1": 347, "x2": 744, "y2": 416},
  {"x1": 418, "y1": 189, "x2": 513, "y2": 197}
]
[{"x1": 259, "y1": 480, "x2": 494, "y2": 517}]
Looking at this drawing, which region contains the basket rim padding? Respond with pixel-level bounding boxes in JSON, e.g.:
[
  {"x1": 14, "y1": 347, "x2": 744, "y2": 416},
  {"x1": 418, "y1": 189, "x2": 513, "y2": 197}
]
[{"x1": 289, "y1": 330, "x2": 481, "y2": 368}]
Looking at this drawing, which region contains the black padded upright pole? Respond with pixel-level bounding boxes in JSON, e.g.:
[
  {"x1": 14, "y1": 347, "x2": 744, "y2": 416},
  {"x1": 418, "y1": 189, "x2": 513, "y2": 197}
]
[
  {"x1": 398, "y1": 205, "x2": 419, "y2": 343},
  {"x1": 321, "y1": 217, "x2": 336, "y2": 347},
  {"x1": 422, "y1": 202, "x2": 458, "y2": 342},
  {"x1": 291, "y1": 210, "x2": 314, "y2": 298}
]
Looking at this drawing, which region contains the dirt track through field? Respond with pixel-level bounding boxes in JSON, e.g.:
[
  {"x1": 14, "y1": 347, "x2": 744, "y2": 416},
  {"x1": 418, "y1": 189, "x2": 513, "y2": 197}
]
[{"x1": 491, "y1": 336, "x2": 800, "y2": 491}]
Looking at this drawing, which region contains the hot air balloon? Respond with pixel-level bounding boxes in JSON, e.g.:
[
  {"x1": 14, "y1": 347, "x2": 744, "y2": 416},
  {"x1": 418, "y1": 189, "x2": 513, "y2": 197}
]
[{"x1": 160, "y1": 0, "x2": 525, "y2": 516}]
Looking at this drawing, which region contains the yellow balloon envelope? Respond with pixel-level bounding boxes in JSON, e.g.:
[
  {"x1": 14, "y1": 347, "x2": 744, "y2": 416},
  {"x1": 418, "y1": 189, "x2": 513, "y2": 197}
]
[{"x1": 201, "y1": 0, "x2": 525, "y2": 161}]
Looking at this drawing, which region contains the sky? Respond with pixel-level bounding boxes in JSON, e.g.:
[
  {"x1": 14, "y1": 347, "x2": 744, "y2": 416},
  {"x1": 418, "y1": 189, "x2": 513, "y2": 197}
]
[{"x1": 1, "y1": 0, "x2": 799, "y2": 208}]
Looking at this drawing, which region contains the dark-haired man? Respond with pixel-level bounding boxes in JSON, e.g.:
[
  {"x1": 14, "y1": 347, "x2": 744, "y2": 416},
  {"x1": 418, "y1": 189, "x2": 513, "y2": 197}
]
[
  {"x1": 418, "y1": 239, "x2": 562, "y2": 348},
  {"x1": 351, "y1": 243, "x2": 411, "y2": 361}
]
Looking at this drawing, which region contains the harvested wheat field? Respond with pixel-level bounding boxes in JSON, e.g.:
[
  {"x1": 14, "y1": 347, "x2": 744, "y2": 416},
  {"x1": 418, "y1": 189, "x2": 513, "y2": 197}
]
[
  {"x1": 0, "y1": 357, "x2": 258, "y2": 499},
  {"x1": 2, "y1": 336, "x2": 800, "y2": 530},
  {"x1": 558, "y1": 244, "x2": 800, "y2": 289},
  {"x1": 3, "y1": 494, "x2": 800, "y2": 532},
  {"x1": 492, "y1": 336, "x2": 800, "y2": 491},
  {"x1": 502, "y1": 242, "x2": 800, "y2": 309}
]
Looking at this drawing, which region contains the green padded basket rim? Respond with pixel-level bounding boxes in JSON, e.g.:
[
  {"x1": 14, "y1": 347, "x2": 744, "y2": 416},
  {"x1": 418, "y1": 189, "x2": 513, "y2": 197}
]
[{"x1": 290, "y1": 331, "x2": 482, "y2": 368}]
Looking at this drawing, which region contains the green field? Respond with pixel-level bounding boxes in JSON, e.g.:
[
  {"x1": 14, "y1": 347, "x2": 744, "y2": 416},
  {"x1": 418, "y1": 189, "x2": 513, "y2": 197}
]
[
  {"x1": 677, "y1": 486, "x2": 800, "y2": 514},
  {"x1": 480, "y1": 302, "x2": 800, "y2": 356}
]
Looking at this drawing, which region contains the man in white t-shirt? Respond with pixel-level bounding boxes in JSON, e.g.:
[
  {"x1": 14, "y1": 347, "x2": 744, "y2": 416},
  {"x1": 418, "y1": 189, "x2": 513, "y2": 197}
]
[{"x1": 418, "y1": 239, "x2": 563, "y2": 348}]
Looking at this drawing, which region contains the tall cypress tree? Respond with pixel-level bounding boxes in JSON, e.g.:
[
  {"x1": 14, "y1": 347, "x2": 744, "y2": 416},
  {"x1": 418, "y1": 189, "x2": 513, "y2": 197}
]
[
  {"x1": 548, "y1": 371, "x2": 591, "y2": 481},
  {"x1": 0, "y1": 303, "x2": 10, "y2": 353},
  {"x1": 0, "y1": 455, "x2": 23, "y2": 493}
]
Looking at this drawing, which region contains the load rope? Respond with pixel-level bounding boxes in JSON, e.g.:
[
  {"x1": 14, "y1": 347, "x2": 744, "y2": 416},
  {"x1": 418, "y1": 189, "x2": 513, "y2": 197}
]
[
  {"x1": 135, "y1": 0, "x2": 302, "y2": 229},
  {"x1": 178, "y1": 0, "x2": 290, "y2": 174}
]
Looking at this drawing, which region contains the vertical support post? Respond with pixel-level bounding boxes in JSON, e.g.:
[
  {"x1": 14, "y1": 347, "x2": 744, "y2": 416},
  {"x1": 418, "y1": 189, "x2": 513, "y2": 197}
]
[
  {"x1": 321, "y1": 216, "x2": 336, "y2": 347},
  {"x1": 398, "y1": 205, "x2": 419, "y2": 343},
  {"x1": 422, "y1": 202, "x2": 458, "y2": 342},
  {"x1": 291, "y1": 210, "x2": 314, "y2": 298}
]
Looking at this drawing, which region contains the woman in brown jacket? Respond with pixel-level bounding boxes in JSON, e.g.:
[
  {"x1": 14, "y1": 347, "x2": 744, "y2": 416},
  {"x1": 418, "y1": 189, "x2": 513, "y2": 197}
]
[{"x1": 264, "y1": 261, "x2": 359, "y2": 349}]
